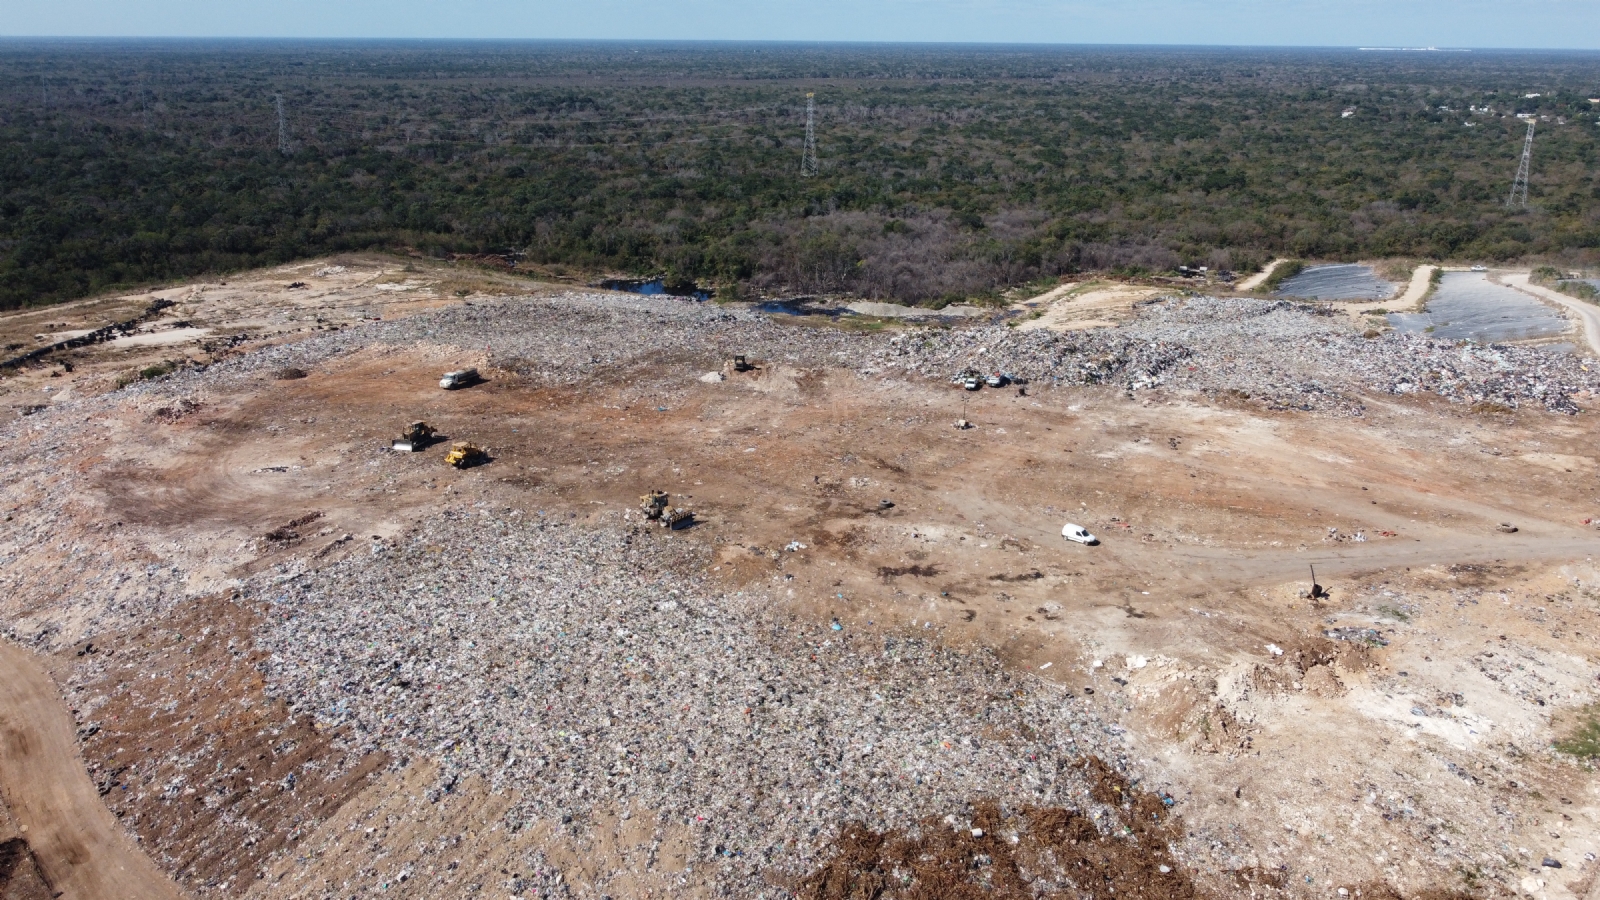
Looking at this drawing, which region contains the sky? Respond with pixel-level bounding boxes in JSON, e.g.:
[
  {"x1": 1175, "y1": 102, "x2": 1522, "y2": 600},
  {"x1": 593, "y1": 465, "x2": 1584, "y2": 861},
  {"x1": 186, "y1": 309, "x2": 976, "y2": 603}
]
[{"x1": 5, "y1": 0, "x2": 1600, "y2": 50}]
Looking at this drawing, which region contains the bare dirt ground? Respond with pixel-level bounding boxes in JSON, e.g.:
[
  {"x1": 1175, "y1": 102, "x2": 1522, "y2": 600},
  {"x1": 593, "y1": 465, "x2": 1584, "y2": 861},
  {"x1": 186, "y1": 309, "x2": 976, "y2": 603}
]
[
  {"x1": 3, "y1": 257, "x2": 1600, "y2": 900},
  {"x1": 0, "y1": 641, "x2": 184, "y2": 900},
  {"x1": 0, "y1": 254, "x2": 566, "y2": 417},
  {"x1": 1015, "y1": 281, "x2": 1164, "y2": 332}
]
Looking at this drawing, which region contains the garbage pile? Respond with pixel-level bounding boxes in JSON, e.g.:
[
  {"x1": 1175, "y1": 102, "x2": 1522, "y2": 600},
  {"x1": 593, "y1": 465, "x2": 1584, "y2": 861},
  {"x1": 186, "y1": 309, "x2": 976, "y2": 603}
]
[
  {"x1": 132, "y1": 290, "x2": 1600, "y2": 417},
  {"x1": 256, "y1": 510, "x2": 1133, "y2": 893},
  {"x1": 870, "y1": 296, "x2": 1600, "y2": 414}
]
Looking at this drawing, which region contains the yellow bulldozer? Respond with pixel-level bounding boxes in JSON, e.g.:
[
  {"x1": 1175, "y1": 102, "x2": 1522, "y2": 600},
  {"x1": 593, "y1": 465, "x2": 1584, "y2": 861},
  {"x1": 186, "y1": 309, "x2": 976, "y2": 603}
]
[
  {"x1": 445, "y1": 441, "x2": 486, "y2": 468},
  {"x1": 391, "y1": 421, "x2": 436, "y2": 452},
  {"x1": 638, "y1": 489, "x2": 692, "y2": 529},
  {"x1": 639, "y1": 490, "x2": 669, "y2": 519}
]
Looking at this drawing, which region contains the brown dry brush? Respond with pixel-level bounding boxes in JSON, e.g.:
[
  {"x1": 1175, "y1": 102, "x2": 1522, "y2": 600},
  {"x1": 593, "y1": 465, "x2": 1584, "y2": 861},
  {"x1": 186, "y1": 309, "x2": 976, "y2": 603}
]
[
  {"x1": 794, "y1": 757, "x2": 1195, "y2": 900},
  {"x1": 877, "y1": 564, "x2": 940, "y2": 580}
]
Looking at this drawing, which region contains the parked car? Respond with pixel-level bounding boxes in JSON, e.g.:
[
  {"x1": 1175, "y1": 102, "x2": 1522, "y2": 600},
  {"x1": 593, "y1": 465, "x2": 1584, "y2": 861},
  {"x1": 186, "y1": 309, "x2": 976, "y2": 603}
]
[{"x1": 1062, "y1": 523, "x2": 1098, "y2": 545}]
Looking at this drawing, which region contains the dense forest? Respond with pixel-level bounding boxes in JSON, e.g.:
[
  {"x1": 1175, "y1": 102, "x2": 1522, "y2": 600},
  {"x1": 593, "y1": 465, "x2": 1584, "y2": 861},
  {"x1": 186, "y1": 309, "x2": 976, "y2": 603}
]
[{"x1": 2, "y1": 40, "x2": 1599, "y2": 309}]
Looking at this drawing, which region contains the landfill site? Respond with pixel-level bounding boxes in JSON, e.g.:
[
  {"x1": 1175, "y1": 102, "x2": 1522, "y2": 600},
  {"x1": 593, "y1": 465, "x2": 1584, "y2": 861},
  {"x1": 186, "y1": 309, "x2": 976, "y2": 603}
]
[{"x1": 2, "y1": 256, "x2": 1600, "y2": 900}]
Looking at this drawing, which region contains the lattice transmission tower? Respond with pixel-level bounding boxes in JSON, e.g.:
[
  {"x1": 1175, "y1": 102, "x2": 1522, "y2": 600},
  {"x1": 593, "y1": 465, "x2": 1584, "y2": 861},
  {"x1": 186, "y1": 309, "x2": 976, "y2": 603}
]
[
  {"x1": 1507, "y1": 119, "x2": 1535, "y2": 208},
  {"x1": 275, "y1": 94, "x2": 290, "y2": 155},
  {"x1": 801, "y1": 92, "x2": 819, "y2": 177}
]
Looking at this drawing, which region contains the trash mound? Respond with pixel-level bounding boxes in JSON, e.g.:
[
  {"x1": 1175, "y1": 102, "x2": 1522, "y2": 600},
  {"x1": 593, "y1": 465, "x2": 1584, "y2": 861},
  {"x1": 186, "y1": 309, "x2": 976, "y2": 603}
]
[
  {"x1": 130, "y1": 290, "x2": 1600, "y2": 419},
  {"x1": 872, "y1": 296, "x2": 1600, "y2": 415},
  {"x1": 370, "y1": 291, "x2": 870, "y2": 387},
  {"x1": 796, "y1": 758, "x2": 1195, "y2": 899},
  {"x1": 255, "y1": 511, "x2": 1152, "y2": 894}
]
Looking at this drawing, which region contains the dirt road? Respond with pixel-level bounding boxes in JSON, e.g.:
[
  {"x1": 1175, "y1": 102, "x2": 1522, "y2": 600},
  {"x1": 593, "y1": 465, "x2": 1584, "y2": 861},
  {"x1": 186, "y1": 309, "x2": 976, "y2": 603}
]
[
  {"x1": 1389, "y1": 263, "x2": 1438, "y2": 311},
  {"x1": 1499, "y1": 271, "x2": 1600, "y2": 355},
  {"x1": 1235, "y1": 258, "x2": 1287, "y2": 291},
  {"x1": 0, "y1": 641, "x2": 187, "y2": 900}
]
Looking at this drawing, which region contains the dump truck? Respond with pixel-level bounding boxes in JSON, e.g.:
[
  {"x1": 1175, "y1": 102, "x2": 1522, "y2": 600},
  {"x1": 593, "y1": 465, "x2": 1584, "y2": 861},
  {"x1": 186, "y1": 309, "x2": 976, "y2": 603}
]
[
  {"x1": 440, "y1": 368, "x2": 479, "y2": 390},
  {"x1": 391, "y1": 421, "x2": 436, "y2": 452},
  {"x1": 445, "y1": 441, "x2": 486, "y2": 468}
]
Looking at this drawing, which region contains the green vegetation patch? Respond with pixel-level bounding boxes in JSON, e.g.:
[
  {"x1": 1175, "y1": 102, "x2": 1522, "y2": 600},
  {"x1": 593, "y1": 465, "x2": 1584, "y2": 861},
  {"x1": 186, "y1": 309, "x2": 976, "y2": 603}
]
[
  {"x1": 138, "y1": 361, "x2": 177, "y2": 380},
  {"x1": 1258, "y1": 260, "x2": 1306, "y2": 293},
  {"x1": 1531, "y1": 265, "x2": 1564, "y2": 284},
  {"x1": 1553, "y1": 704, "x2": 1600, "y2": 760},
  {"x1": 1557, "y1": 280, "x2": 1599, "y2": 302},
  {"x1": 3, "y1": 43, "x2": 1600, "y2": 310}
]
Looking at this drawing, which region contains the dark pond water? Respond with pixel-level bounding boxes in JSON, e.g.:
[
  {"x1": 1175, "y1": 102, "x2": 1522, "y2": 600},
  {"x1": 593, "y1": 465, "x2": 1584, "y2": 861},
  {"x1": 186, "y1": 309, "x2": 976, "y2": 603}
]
[
  {"x1": 1275, "y1": 264, "x2": 1396, "y2": 301},
  {"x1": 601, "y1": 278, "x2": 711, "y2": 301},
  {"x1": 755, "y1": 300, "x2": 845, "y2": 317},
  {"x1": 1387, "y1": 272, "x2": 1570, "y2": 343}
]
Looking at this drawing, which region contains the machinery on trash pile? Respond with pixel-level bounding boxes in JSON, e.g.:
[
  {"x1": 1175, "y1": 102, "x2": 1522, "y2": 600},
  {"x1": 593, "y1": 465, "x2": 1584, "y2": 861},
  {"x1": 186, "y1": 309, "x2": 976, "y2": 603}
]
[
  {"x1": 391, "y1": 421, "x2": 436, "y2": 452},
  {"x1": 729, "y1": 354, "x2": 753, "y2": 372},
  {"x1": 961, "y1": 369, "x2": 982, "y2": 390},
  {"x1": 638, "y1": 490, "x2": 694, "y2": 529},
  {"x1": 639, "y1": 490, "x2": 669, "y2": 518},
  {"x1": 445, "y1": 441, "x2": 486, "y2": 468}
]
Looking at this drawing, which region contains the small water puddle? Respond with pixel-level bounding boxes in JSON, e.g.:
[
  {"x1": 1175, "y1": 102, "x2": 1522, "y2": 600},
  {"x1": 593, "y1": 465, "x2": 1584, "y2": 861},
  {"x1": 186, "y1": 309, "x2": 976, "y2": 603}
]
[
  {"x1": 754, "y1": 300, "x2": 845, "y2": 317},
  {"x1": 600, "y1": 278, "x2": 711, "y2": 301},
  {"x1": 1387, "y1": 272, "x2": 1569, "y2": 343},
  {"x1": 1275, "y1": 264, "x2": 1396, "y2": 301}
]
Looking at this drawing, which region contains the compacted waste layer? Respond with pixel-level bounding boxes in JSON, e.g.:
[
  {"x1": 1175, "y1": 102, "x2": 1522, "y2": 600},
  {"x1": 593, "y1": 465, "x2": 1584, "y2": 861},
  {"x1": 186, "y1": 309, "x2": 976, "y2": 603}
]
[
  {"x1": 256, "y1": 512, "x2": 1137, "y2": 894},
  {"x1": 122, "y1": 291, "x2": 1599, "y2": 417}
]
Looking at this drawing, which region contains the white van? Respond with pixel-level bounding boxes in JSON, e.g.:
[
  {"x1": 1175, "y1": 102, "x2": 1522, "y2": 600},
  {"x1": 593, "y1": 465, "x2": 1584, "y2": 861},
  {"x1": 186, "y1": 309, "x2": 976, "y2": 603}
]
[{"x1": 1062, "y1": 523, "x2": 1097, "y2": 545}]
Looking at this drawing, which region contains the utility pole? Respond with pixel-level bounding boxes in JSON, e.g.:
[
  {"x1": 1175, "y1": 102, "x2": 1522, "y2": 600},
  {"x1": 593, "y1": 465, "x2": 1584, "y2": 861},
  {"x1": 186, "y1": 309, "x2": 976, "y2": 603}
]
[
  {"x1": 275, "y1": 94, "x2": 290, "y2": 155},
  {"x1": 1507, "y1": 118, "x2": 1535, "y2": 208},
  {"x1": 801, "y1": 92, "x2": 818, "y2": 177}
]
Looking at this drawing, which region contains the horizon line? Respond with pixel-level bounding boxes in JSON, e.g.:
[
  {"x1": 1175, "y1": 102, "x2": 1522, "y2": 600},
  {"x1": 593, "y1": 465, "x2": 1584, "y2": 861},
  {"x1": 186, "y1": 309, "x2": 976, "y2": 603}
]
[{"x1": 3, "y1": 36, "x2": 1600, "y2": 53}]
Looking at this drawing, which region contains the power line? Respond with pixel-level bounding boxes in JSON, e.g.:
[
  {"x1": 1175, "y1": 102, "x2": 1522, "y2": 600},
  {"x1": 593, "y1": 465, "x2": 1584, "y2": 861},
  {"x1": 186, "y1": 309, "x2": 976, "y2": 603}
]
[
  {"x1": 1507, "y1": 118, "x2": 1534, "y2": 208},
  {"x1": 801, "y1": 92, "x2": 818, "y2": 177},
  {"x1": 275, "y1": 93, "x2": 290, "y2": 155}
]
